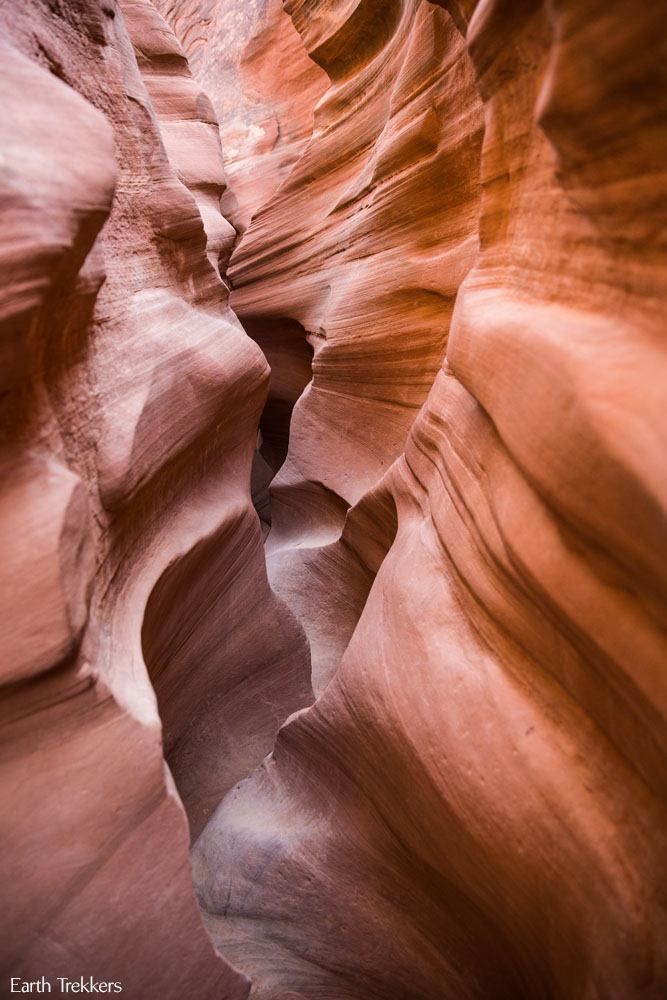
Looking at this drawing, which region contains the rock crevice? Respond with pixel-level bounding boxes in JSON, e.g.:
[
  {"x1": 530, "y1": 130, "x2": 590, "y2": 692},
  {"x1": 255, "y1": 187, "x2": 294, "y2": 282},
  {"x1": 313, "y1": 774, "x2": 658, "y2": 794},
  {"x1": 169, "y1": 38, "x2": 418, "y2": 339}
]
[{"x1": 1, "y1": 1, "x2": 666, "y2": 999}]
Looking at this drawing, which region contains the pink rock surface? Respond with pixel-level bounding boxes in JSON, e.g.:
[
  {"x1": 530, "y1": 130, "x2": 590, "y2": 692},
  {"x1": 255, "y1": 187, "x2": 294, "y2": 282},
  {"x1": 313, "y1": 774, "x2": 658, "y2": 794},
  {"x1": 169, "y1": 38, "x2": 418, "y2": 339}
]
[
  {"x1": 190, "y1": 1, "x2": 667, "y2": 998},
  {"x1": 154, "y1": 0, "x2": 328, "y2": 232},
  {"x1": 1, "y1": 0, "x2": 666, "y2": 998},
  {"x1": 0, "y1": 0, "x2": 309, "y2": 993}
]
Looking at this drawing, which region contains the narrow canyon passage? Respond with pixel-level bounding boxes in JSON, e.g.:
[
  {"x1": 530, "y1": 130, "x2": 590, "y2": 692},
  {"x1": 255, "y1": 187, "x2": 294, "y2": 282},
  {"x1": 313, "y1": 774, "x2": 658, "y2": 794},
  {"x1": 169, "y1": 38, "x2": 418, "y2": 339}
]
[{"x1": 1, "y1": 2, "x2": 666, "y2": 1000}]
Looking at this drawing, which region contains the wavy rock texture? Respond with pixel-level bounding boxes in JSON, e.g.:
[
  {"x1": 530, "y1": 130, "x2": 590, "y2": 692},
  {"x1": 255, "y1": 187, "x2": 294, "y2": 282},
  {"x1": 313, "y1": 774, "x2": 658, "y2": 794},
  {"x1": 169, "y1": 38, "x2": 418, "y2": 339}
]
[
  {"x1": 153, "y1": 0, "x2": 328, "y2": 232},
  {"x1": 184, "y1": 1, "x2": 667, "y2": 999},
  {"x1": 2, "y1": 0, "x2": 666, "y2": 998},
  {"x1": 0, "y1": 0, "x2": 310, "y2": 993},
  {"x1": 226, "y1": 0, "x2": 485, "y2": 670}
]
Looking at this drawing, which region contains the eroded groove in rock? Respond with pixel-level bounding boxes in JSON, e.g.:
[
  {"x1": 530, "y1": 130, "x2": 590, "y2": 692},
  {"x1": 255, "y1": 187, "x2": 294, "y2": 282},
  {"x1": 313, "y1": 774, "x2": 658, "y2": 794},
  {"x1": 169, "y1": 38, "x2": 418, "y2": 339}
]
[
  {"x1": 2, "y1": 0, "x2": 667, "y2": 997},
  {"x1": 142, "y1": 503, "x2": 312, "y2": 841},
  {"x1": 0, "y1": 0, "x2": 310, "y2": 994},
  {"x1": 121, "y1": 0, "x2": 313, "y2": 842},
  {"x1": 205, "y1": 0, "x2": 485, "y2": 679},
  {"x1": 154, "y1": 0, "x2": 328, "y2": 233},
  {"x1": 191, "y1": 1, "x2": 667, "y2": 998}
]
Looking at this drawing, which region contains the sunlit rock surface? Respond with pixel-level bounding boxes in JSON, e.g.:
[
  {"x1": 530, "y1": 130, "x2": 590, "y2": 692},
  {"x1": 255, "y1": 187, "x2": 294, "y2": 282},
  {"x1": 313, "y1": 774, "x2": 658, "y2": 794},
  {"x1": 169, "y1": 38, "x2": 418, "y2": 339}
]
[
  {"x1": 1, "y1": 0, "x2": 666, "y2": 998},
  {"x1": 154, "y1": 0, "x2": 328, "y2": 232}
]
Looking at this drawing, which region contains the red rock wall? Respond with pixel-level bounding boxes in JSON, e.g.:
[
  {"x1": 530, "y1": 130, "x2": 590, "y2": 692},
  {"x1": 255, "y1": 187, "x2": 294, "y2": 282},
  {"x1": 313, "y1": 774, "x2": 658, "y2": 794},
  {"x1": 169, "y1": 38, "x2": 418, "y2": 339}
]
[
  {"x1": 188, "y1": 1, "x2": 667, "y2": 998},
  {"x1": 153, "y1": 0, "x2": 328, "y2": 232},
  {"x1": 0, "y1": 0, "x2": 310, "y2": 993},
  {"x1": 1, "y1": 0, "x2": 666, "y2": 998}
]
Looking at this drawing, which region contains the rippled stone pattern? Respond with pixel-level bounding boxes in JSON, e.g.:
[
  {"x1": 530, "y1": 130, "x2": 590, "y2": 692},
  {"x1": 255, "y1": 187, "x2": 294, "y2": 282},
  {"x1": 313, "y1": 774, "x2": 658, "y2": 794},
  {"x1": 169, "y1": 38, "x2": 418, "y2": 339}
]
[
  {"x1": 1, "y1": 1, "x2": 666, "y2": 998},
  {"x1": 188, "y1": 2, "x2": 667, "y2": 998},
  {"x1": 0, "y1": 1, "x2": 308, "y2": 995},
  {"x1": 154, "y1": 0, "x2": 328, "y2": 232}
]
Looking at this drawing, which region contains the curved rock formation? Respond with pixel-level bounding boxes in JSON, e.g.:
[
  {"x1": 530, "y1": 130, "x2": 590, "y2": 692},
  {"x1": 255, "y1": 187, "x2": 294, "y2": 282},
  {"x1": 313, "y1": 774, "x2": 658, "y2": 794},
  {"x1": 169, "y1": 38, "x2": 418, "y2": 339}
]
[
  {"x1": 190, "y1": 1, "x2": 667, "y2": 998},
  {"x1": 153, "y1": 0, "x2": 328, "y2": 232},
  {"x1": 1, "y1": 0, "x2": 666, "y2": 998},
  {"x1": 0, "y1": 0, "x2": 309, "y2": 993}
]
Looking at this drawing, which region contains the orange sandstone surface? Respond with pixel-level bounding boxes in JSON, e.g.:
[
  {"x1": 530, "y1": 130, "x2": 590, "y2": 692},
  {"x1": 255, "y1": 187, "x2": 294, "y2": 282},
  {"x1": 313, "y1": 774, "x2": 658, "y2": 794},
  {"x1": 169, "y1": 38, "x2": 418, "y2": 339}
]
[{"x1": 1, "y1": 2, "x2": 666, "y2": 999}]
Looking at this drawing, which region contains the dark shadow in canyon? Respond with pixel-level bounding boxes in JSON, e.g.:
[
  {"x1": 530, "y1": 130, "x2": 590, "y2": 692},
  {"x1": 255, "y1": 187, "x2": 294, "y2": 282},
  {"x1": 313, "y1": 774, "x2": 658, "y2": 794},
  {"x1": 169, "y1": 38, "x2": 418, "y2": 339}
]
[{"x1": 245, "y1": 316, "x2": 314, "y2": 533}]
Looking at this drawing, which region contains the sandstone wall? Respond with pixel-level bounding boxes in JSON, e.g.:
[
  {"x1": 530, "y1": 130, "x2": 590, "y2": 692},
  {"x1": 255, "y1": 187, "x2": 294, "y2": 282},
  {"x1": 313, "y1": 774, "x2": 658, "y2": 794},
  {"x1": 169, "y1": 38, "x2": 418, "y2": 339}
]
[
  {"x1": 0, "y1": 0, "x2": 310, "y2": 993},
  {"x1": 1, "y1": 0, "x2": 666, "y2": 998},
  {"x1": 188, "y1": 1, "x2": 667, "y2": 998}
]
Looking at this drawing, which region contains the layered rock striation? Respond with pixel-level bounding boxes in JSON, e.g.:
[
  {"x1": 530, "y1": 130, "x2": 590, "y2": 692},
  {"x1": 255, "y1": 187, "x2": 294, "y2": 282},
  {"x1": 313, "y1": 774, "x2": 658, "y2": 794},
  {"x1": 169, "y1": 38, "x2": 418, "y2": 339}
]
[
  {"x1": 1, "y1": 1, "x2": 666, "y2": 999},
  {"x1": 0, "y1": 0, "x2": 310, "y2": 994},
  {"x1": 153, "y1": 0, "x2": 328, "y2": 233},
  {"x1": 188, "y1": 1, "x2": 667, "y2": 998}
]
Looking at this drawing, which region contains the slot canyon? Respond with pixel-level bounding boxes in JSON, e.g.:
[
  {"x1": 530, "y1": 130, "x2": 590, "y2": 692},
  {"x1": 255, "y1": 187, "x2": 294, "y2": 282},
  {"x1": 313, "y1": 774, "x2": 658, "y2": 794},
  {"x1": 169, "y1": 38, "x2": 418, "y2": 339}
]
[{"x1": 1, "y1": 0, "x2": 666, "y2": 997}]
